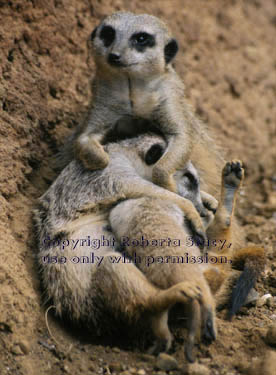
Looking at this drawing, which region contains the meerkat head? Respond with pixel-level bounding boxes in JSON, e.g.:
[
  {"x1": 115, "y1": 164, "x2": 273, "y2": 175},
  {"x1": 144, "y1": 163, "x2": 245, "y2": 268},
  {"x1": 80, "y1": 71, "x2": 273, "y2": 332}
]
[
  {"x1": 174, "y1": 162, "x2": 207, "y2": 217},
  {"x1": 90, "y1": 12, "x2": 178, "y2": 77}
]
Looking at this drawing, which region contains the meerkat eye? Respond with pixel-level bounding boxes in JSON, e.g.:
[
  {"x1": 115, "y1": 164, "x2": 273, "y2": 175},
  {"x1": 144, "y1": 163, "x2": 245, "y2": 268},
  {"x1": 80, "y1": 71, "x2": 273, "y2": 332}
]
[
  {"x1": 131, "y1": 32, "x2": 155, "y2": 50},
  {"x1": 100, "y1": 25, "x2": 116, "y2": 47}
]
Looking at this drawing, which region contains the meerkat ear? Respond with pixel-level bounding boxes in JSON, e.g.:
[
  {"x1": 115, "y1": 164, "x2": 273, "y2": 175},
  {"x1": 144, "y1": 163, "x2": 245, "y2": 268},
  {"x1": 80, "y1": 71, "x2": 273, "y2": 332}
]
[
  {"x1": 164, "y1": 38, "x2": 178, "y2": 64},
  {"x1": 90, "y1": 26, "x2": 98, "y2": 40}
]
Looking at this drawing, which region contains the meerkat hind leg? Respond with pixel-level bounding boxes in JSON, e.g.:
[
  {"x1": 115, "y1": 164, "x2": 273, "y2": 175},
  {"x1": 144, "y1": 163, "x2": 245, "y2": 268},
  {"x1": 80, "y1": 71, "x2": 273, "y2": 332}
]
[
  {"x1": 96, "y1": 255, "x2": 202, "y2": 353},
  {"x1": 149, "y1": 281, "x2": 202, "y2": 355}
]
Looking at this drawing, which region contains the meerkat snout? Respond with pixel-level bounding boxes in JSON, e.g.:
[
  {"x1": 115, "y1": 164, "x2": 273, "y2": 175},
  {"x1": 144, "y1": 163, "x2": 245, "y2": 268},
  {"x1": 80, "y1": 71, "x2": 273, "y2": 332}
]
[{"x1": 108, "y1": 52, "x2": 121, "y2": 66}]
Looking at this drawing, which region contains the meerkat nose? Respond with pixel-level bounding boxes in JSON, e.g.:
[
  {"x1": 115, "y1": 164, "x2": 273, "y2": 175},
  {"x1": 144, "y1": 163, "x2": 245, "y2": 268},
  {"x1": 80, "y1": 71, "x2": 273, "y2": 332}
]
[{"x1": 108, "y1": 53, "x2": 121, "y2": 66}]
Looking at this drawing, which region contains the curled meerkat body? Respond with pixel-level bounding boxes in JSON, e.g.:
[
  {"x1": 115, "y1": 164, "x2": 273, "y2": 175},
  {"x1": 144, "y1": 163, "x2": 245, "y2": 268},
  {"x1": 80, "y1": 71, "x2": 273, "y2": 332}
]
[
  {"x1": 34, "y1": 133, "x2": 206, "y2": 351},
  {"x1": 109, "y1": 160, "x2": 265, "y2": 360}
]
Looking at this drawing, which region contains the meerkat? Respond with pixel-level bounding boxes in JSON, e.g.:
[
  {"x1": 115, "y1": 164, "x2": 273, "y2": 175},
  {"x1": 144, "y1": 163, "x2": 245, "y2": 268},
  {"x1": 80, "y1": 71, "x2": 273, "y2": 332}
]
[
  {"x1": 34, "y1": 132, "x2": 214, "y2": 354},
  {"x1": 59, "y1": 12, "x2": 205, "y2": 194},
  {"x1": 56, "y1": 11, "x2": 243, "y2": 247},
  {"x1": 109, "y1": 160, "x2": 265, "y2": 360}
]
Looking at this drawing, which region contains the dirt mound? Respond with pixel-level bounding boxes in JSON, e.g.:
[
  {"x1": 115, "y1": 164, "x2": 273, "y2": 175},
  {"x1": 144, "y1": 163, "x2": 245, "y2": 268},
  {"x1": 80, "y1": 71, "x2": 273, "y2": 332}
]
[{"x1": 0, "y1": 1, "x2": 275, "y2": 374}]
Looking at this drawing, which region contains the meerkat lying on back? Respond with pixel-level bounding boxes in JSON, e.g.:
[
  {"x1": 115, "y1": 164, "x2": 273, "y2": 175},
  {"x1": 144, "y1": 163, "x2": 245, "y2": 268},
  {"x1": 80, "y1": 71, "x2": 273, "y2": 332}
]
[
  {"x1": 109, "y1": 160, "x2": 265, "y2": 361},
  {"x1": 61, "y1": 12, "x2": 201, "y2": 193},
  {"x1": 34, "y1": 132, "x2": 213, "y2": 354}
]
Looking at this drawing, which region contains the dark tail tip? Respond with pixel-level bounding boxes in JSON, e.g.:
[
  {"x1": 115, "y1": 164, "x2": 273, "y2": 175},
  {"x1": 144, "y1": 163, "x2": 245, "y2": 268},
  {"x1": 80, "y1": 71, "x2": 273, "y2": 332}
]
[{"x1": 227, "y1": 266, "x2": 256, "y2": 320}]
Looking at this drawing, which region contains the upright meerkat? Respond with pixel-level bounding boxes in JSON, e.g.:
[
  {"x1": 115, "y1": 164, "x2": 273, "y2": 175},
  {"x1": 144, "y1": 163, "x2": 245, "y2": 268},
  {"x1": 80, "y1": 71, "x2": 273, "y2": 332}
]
[
  {"x1": 34, "y1": 132, "x2": 213, "y2": 354},
  {"x1": 57, "y1": 11, "x2": 239, "y2": 243},
  {"x1": 61, "y1": 12, "x2": 202, "y2": 194}
]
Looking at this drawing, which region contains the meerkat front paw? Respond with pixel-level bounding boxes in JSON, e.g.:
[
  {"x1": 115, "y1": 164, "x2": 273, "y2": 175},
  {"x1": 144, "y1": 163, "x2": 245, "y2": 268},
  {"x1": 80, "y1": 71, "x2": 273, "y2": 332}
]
[
  {"x1": 201, "y1": 191, "x2": 218, "y2": 214},
  {"x1": 200, "y1": 191, "x2": 218, "y2": 228},
  {"x1": 223, "y1": 160, "x2": 244, "y2": 189},
  {"x1": 170, "y1": 281, "x2": 202, "y2": 303},
  {"x1": 183, "y1": 205, "x2": 207, "y2": 251},
  {"x1": 75, "y1": 134, "x2": 109, "y2": 170}
]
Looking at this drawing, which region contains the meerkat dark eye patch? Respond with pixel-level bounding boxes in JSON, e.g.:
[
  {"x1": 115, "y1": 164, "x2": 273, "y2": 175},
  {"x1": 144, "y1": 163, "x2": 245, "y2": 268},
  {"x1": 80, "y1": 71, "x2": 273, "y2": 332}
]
[
  {"x1": 183, "y1": 171, "x2": 199, "y2": 189},
  {"x1": 145, "y1": 143, "x2": 165, "y2": 165},
  {"x1": 130, "y1": 32, "x2": 155, "y2": 52},
  {"x1": 100, "y1": 25, "x2": 116, "y2": 47},
  {"x1": 164, "y1": 38, "x2": 178, "y2": 64}
]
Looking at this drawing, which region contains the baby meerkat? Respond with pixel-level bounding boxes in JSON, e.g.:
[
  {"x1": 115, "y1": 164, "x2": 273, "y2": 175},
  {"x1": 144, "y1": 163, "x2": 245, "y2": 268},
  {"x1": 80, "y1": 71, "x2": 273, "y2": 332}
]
[
  {"x1": 68, "y1": 12, "x2": 201, "y2": 193},
  {"x1": 109, "y1": 160, "x2": 265, "y2": 360},
  {"x1": 34, "y1": 132, "x2": 207, "y2": 353}
]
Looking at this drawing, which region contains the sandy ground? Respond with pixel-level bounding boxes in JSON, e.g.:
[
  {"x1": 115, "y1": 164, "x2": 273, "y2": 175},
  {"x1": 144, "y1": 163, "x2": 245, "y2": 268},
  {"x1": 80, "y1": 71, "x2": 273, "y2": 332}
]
[{"x1": 0, "y1": 1, "x2": 275, "y2": 374}]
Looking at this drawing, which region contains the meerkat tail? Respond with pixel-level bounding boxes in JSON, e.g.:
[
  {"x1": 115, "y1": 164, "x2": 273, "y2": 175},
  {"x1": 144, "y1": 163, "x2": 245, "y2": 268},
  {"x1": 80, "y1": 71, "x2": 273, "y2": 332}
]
[{"x1": 227, "y1": 246, "x2": 265, "y2": 320}]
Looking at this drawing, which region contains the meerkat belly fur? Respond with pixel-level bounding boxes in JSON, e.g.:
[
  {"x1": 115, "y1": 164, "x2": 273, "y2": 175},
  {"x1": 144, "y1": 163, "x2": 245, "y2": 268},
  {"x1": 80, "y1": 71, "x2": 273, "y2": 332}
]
[{"x1": 34, "y1": 133, "x2": 211, "y2": 352}]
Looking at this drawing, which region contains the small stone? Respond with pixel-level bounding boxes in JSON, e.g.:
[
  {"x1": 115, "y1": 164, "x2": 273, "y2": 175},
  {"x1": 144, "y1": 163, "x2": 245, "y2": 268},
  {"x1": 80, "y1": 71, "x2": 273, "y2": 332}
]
[
  {"x1": 11, "y1": 344, "x2": 23, "y2": 355},
  {"x1": 129, "y1": 367, "x2": 137, "y2": 374},
  {"x1": 230, "y1": 342, "x2": 240, "y2": 351},
  {"x1": 187, "y1": 363, "x2": 210, "y2": 375},
  {"x1": 137, "y1": 370, "x2": 146, "y2": 375},
  {"x1": 265, "y1": 324, "x2": 276, "y2": 346},
  {"x1": 155, "y1": 353, "x2": 178, "y2": 371},
  {"x1": 109, "y1": 362, "x2": 123, "y2": 372},
  {"x1": 18, "y1": 340, "x2": 30, "y2": 355},
  {"x1": 266, "y1": 297, "x2": 276, "y2": 308},
  {"x1": 199, "y1": 358, "x2": 211, "y2": 364},
  {"x1": 245, "y1": 289, "x2": 259, "y2": 306},
  {"x1": 257, "y1": 294, "x2": 272, "y2": 307},
  {"x1": 112, "y1": 347, "x2": 120, "y2": 353}
]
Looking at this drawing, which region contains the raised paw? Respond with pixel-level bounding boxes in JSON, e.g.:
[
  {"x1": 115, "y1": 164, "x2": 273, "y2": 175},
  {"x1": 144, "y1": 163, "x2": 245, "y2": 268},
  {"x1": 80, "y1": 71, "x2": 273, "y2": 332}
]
[
  {"x1": 222, "y1": 160, "x2": 244, "y2": 189},
  {"x1": 75, "y1": 134, "x2": 109, "y2": 171}
]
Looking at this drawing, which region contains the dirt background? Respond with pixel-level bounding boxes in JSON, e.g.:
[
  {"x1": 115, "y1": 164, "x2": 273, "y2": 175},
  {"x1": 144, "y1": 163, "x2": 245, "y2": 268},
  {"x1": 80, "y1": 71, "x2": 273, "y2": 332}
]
[{"x1": 0, "y1": 0, "x2": 276, "y2": 374}]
